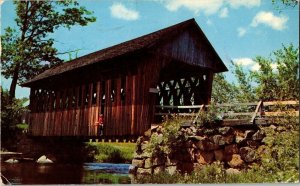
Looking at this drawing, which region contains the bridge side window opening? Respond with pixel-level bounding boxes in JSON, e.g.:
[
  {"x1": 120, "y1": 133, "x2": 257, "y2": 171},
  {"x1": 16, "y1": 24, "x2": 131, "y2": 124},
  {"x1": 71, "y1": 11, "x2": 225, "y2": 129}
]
[
  {"x1": 92, "y1": 82, "x2": 97, "y2": 105},
  {"x1": 101, "y1": 81, "x2": 105, "y2": 114},
  {"x1": 71, "y1": 88, "x2": 76, "y2": 108},
  {"x1": 78, "y1": 86, "x2": 82, "y2": 107},
  {"x1": 111, "y1": 79, "x2": 115, "y2": 102},
  {"x1": 121, "y1": 76, "x2": 126, "y2": 103},
  {"x1": 84, "y1": 84, "x2": 89, "y2": 106}
]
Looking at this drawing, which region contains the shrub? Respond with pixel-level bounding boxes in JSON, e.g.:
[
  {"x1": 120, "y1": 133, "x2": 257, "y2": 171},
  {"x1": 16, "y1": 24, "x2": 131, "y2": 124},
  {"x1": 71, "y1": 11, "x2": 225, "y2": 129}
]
[{"x1": 84, "y1": 142, "x2": 135, "y2": 163}]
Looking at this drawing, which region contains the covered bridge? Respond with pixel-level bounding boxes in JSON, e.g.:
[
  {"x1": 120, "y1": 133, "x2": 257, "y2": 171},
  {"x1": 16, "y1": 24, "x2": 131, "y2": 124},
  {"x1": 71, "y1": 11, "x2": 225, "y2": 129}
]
[{"x1": 22, "y1": 18, "x2": 227, "y2": 138}]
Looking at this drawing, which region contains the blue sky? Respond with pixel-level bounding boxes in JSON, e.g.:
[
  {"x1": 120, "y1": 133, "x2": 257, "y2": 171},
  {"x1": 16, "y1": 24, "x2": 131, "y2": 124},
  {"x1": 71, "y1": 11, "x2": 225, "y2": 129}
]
[{"x1": 1, "y1": 0, "x2": 299, "y2": 99}]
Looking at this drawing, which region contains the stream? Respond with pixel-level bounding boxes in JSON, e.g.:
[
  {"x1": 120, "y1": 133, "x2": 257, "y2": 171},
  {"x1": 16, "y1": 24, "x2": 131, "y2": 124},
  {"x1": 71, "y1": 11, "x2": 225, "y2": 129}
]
[{"x1": 1, "y1": 162, "x2": 131, "y2": 184}]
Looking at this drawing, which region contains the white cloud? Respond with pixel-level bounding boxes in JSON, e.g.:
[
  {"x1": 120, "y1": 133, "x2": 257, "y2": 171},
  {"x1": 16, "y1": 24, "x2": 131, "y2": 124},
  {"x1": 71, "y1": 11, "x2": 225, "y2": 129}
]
[
  {"x1": 0, "y1": 0, "x2": 4, "y2": 5},
  {"x1": 250, "y1": 63, "x2": 278, "y2": 71},
  {"x1": 163, "y1": 0, "x2": 224, "y2": 15},
  {"x1": 219, "y1": 7, "x2": 228, "y2": 18},
  {"x1": 227, "y1": 0, "x2": 261, "y2": 9},
  {"x1": 110, "y1": 3, "x2": 139, "y2": 21},
  {"x1": 237, "y1": 27, "x2": 247, "y2": 37},
  {"x1": 232, "y1": 58, "x2": 254, "y2": 66},
  {"x1": 251, "y1": 63, "x2": 260, "y2": 71},
  {"x1": 270, "y1": 63, "x2": 278, "y2": 70},
  {"x1": 251, "y1": 11, "x2": 288, "y2": 31}
]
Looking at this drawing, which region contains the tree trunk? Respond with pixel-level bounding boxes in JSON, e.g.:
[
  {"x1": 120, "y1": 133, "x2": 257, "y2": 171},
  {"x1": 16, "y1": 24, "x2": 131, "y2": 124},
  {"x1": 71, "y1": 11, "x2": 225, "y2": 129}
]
[{"x1": 9, "y1": 64, "x2": 20, "y2": 100}]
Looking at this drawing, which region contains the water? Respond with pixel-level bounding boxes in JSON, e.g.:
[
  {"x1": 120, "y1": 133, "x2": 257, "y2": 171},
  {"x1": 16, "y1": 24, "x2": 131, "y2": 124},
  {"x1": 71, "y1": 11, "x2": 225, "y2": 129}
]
[{"x1": 1, "y1": 162, "x2": 131, "y2": 184}]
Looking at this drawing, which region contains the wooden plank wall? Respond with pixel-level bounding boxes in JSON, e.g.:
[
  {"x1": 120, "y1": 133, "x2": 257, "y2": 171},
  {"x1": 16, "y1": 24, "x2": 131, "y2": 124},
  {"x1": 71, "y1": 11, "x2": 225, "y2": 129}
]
[
  {"x1": 29, "y1": 53, "x2": 208, "y2": 137},
  {"x1": 28, "y1": 54, "x2": 166, "y2": 137}
]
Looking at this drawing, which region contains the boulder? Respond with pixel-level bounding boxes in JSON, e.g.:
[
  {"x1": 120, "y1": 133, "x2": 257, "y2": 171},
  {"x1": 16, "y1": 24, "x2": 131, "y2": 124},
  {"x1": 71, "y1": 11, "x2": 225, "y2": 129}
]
[
  {"x1": 203, "y1": 128, "x2": 215, "y2": 135},
  {"x1": 244, "y1": 130, "x2": 255, "y2": 139},
  {"x1": 136, "y1": 168, "x2": 152, "y2": 175},
  {"x1": 177, "y1": 162, "x2": 194, "y2": 173},
  {"x1": 223, "y1": 135, "x2": 234, "y2": 144},
  {"x1": 227, "y1": 154, "x2": 244, "y2": 168},
  {"x1": 166, "y1": 157, "x2": 178, "y2": 166},
  {"x1": 246, "y1": 140, "x2": 260, "y2": 148},
  {"x1": 36, "y1": 155, "x2": 53, "y2": 164},
  {"x1": 153, "y1": 166, "x2": 165, "y2": 174},
  {"x1": 5, "y1": 158, "x2": 19, "y2": 163},
  {"x1": 144, "y1": 129, "x2": 152, "y2": 138},
  {"x1": 226, "y1": 168, "x2": 241, "y2": 175},
  {"x1": 144, "y1": 158, "x2": 152, "y2": 169},
  {"x1": 165, "y1": 166, "x2": 177, "y2": 175},
  {"x1": 240, "y1": 147, "x2": 256, "y2": 163},
  {"x1": 210, "y1": 135, "x2": 226, "y2": 146},
  {"x1": 196, "y1": 138, "x2": 219, "y2": 151},
  {"x1": 224, "y1": 144, "x2": 239, "y2": 155},
  {"x1": 252, "y1": 130, "x2": 265, "y2": 141},
  {"x1": 128, "y1": 165, "x2": 137, "y2": 174},
  {"x1": 152, "y1": 157, "x2": 165, "y2": 166},
  {"x1": 235, "y1": 136, "x2": 246, "y2": 144},
  {"x1": 218, "y1": 127, "x2": 233, "y2": 135},
  {"x1": 196, "y1": 151, "x2": 214, "y2": 164},
  {"x1": 141, "y1": 141, "x2": 149, "y2": 151},
  {"x1": 214, "y1": 149, "x2": 225, "y2": 161},
  {"x1": 132, "y1": 159, "x2": 144, "y2": 168},
  {"x1": 190, "y1": 126, "x2": 197, "y2": 133},
  {"x1": 188, "y1": 136, "x2": 205, "y2": 141}
]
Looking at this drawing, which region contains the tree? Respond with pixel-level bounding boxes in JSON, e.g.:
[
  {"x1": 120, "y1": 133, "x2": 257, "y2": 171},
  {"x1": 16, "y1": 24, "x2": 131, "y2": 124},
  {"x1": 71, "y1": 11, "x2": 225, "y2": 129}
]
[
  {"x1": 233, "y1": 64, "x2": 256, "y2": 102},
  {"x1": 211, "y1": 73, "x2": 239, "y2": 104},
  {"x1": 1, "y1": 0, "x2": 96, "y2": 99},
  {"x1": 251, "y1": 44, "x2": 299, "y2": 101},
  {"x1": 1, "y1": 87, "x2": 28, "y2": 148}
]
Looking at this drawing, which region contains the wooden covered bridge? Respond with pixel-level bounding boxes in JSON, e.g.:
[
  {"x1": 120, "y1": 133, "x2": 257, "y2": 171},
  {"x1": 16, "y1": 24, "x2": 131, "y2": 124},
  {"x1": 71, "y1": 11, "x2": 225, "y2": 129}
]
[{"x1": 22, "y1": 18, "x2": 228, "y2": 138}]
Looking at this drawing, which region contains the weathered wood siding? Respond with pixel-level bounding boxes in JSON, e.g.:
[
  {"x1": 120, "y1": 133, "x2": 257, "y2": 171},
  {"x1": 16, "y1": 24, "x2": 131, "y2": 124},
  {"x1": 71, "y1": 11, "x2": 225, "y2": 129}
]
[
  {"x1": 29, "y1": 54, "x2": 172, "y2": 137},
  {"x1": 155, "y1": 28, "x2": 220, "y2": 71}
]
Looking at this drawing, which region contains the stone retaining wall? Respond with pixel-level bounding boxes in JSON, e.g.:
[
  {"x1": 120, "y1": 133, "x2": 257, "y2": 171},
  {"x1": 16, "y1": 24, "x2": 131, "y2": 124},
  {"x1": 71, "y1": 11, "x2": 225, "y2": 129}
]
[{"x1": 130, "y1": 123, "x2": 266, "y2": 176}]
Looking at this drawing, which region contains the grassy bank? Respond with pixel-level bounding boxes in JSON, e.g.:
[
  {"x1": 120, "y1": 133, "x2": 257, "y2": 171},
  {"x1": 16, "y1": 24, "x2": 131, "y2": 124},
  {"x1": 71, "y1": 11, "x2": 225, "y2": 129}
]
[{"x1": 84, "y1": 142, "x2": 135, "y2": 163}]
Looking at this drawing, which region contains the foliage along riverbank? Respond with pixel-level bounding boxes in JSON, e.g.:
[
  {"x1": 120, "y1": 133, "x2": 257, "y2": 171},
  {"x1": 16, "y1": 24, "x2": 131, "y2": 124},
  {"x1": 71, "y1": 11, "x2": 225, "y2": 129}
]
[{"x1": 84, "y1": 142, "x2": 135, "y2": 164}]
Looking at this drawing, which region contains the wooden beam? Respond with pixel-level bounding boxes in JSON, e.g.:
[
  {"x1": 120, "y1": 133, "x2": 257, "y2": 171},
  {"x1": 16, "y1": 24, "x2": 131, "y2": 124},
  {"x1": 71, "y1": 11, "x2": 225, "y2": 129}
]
[{"x1": 250, "y1": 100, "x2": 262, "y2": 124}]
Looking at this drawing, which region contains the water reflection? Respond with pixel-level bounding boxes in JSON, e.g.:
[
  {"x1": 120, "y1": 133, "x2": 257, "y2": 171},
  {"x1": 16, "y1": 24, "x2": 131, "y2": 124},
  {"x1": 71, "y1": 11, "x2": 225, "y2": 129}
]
[{"x1": 1, "y1": 162, "x2": 131, "y2": 184}]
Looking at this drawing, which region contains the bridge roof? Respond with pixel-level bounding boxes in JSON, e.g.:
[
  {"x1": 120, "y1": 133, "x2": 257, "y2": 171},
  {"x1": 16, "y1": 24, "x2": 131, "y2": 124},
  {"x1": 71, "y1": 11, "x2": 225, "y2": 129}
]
[{"x1": 22, "y1": 18, "x2": 227, "y2": 87}]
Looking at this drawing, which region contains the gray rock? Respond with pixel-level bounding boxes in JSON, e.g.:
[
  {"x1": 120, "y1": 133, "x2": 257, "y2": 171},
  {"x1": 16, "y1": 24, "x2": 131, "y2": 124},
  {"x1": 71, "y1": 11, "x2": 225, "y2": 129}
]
[
  {"x1": 245, "y1": 130, "x2": 255, "y2": 139},
  {"x1": 153, "y1": 166, "x2": 165, "y2": 174},
  {"x1": 252, "y1": 130, "x2": 265, "y2": 141},
  {"x1": 36, "y1": 155, "x2": 53, "y2": 164},
  {"x1": 5, "y1": 158, "x2": 19, "y2": 163},
  {"x1": 141, "y1": 141, "x2": 149, "y2": 151},
  {"x1": 235, "y1": 135, "x2": 245, "y2": 144},
  {"x1": 218, "y1": 127, "x2": 233, "y2": 135},
  {"x1": 196, "y1": 139, "x2": 219, "y2": 151},
  {"x1": 166, "y1": 157, "x2": 178, "y2": 166},
  {"x1": 132, "y1": 159, "x2": 144, "y2": 168},
  {"x1": 210, "y1": 135, "x2": 226, "y2": 146},
  {"x1": 226, "y1": 168, "x2": 241, "y2": 175},
  {"x1": 136, "y1": 168, "x2": 152, "y2": 175},
  {"x1": 144, "y1": 158, "x2": 152, "y2": 169},
  {"x1": 190, "y1": 126, "x2": 197, "y2": 133},
  {"x1": 240, "y1": 147, "x2": 256, "y2": 163},
  {"x1": 224, "y1": 144, "x2": 239, "y2": 155},
  {"x1": 165, "y1": 166, "x2": 177, "y2": 175},
  {"x1": 129, "y1": 165, "x2": 137, "y2": 175},
  {"x1": 152, "y1": 157, "x2": 165, "y2": 166},
  {"x1": 188, "y1": 136, "x2": 205, "y2": 141}
]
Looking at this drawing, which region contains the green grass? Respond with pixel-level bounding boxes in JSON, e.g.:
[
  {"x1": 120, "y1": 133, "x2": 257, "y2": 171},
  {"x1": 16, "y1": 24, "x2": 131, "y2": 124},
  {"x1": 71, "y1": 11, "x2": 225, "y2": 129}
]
[{"x1": 84, "y1": 142, "x2": 135, "y2": 163}]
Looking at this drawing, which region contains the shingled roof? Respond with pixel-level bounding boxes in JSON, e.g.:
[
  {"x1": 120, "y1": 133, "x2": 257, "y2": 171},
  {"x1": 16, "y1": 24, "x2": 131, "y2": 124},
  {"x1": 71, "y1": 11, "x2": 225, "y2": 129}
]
[{"x1": 22, "y1": 18, "x2": 227, "y2": 87}]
